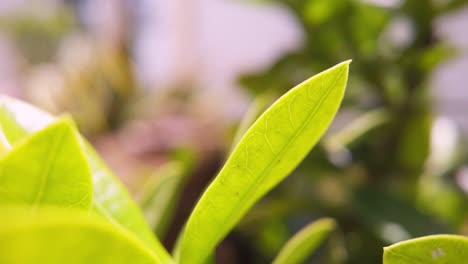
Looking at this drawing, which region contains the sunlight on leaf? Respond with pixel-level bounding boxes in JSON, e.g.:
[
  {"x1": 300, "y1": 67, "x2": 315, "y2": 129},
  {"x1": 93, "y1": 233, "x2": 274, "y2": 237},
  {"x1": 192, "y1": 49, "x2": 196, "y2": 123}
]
[
  {"x1": 384, "y1": 234, "x2": 468, "y2": 264},
  {"x1": 0, "y1": 96, "x2": 171, "y2": 264},
  {"x1": 0, "y1": 118, "x2": 92, "y2": 210},
  {"x1": 0, "y1": 206, "x2": 159, "y2": 264},
  {"x1": 176, "y1": 61, "x2": 350, "y2": 264}
]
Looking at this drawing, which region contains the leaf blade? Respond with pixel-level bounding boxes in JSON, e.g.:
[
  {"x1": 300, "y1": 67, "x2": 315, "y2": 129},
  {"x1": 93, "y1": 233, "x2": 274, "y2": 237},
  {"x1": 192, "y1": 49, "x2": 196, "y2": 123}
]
[
  {"x1": 0, "y1": 119, "x2": 93, "y2": 210},
  {"x1": 177, "y1": 61, "x2": 350, "y2": 264},
  {"x1": 273, "y1": 218, "x2": 336, "y2": 264},
  {"x1": 0, "y1": 206, "x2": 159, "y2": 264},
  {"x1": 0, "y1": 96, "x2": 171, "y2": 263},
  {"x1": 383, "y1": 235, "x2": 468, "y2": 264},
  {"x1": 84, "y1": 143, "x2": 172, "y2": 263}
]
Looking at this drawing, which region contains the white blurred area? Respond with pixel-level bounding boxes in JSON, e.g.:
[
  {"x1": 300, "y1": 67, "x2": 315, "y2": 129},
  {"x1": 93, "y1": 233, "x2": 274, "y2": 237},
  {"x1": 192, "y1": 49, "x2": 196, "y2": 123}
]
[
  {"x1": 0, "y1": 0, "x2": 467, "y2": 130},
  {"x1": 132, "y1": 0, "x2": 302, "y2": 119}
]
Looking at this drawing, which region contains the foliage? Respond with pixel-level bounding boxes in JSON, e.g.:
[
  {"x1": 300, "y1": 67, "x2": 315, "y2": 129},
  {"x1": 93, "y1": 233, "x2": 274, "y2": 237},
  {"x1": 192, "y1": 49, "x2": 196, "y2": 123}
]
[
  {"x1": 237, "y1": 0, "x2": 468, "y2": 262},
  {"x1": 0, "y1": 62, "x2": 349, "y2": 263}
]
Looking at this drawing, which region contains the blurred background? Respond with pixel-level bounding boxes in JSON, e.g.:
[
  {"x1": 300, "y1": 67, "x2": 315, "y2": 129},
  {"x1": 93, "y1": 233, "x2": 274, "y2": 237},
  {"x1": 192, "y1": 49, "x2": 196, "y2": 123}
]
[{"x1": 1, "y1": 0, "x2": 468, "y2": 263}]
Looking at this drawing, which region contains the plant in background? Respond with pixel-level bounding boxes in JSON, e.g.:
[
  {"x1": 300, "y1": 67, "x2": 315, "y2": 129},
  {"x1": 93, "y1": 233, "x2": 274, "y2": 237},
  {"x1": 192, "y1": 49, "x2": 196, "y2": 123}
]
[
  {"x1": 0, "y1": 61, "x2": 344, "y2": 263},
  {"x1": 0, "y1": 61, "x2": 465, "y2": 264},
  {"x1": 238, "y1": 1, "x2": 468, "y2": 262}
]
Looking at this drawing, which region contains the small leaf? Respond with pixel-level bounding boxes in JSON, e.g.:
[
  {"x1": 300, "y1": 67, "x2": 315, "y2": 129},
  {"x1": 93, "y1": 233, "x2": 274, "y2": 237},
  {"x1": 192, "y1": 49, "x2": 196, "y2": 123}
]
[
  {"x1": 273, "y1": 218, "x2": 336, "y2": 264},
  {"x1": 177, "y1": 61, "x2": 350, "y2": 264},
  {"x1": 0, "y1": 119, "x2": 93, "y2": 210},
  {"x1": 384, "y1": 235, "x2": 468, "y2": 264},
  {"x1": 0, "y1": 206, "x2": 159, "y2": 264},
  {"x1": 140, "y1": 158, "x2": 193, "y2": 238},
  {"x1": 0, "y1": 96, "x2": 171, "y2": 263}
]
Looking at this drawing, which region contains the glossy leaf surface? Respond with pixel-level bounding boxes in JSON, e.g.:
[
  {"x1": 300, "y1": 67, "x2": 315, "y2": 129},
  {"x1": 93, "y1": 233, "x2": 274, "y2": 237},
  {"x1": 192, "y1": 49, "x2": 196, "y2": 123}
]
[
  {"x1": 0, "y1": 119, "x2": 92, "y2": 210},
  {"x1": 0, "y1": 96, "x2": 171, "y2": 263},
  {"x1": 273, "y1": 218, "x2": 336, "y2": 264},
  {"x1": 0, "y1": 207, "x2": 158, "y2": 264},
  {"x1": 384, "y1": 235, "x2": 468, "y2": 264},
  {"x1": 177, "y1": 61, "x2": 350, "y2": 264}
]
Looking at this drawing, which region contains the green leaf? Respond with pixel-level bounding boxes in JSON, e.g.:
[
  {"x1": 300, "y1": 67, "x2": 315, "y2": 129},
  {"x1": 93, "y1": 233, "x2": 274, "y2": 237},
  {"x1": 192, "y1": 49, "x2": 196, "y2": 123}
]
[
  {"x1": 383, "y1": 235, "x2": 468, "y2": 264},
  {"x1": 0, "y1": 96, "x2": 171, "y2": 263},
  {"x1": 0, "y1": 206, "x2": 159, "y2": 264},
  {"x1": 84, "y1": 144, "x2": 172, "y2": 263},
  {"x1": 139, "y1": 157, "x2": 193, "y2": 238},
  {"x1": 230, "y1": 91, "x2": 277, "y2": 151},
  {"x1": 0, "y1": 119, "x2": 92, "y2": 210},
  {"x1": 273, "y1": 218, "x2": 336, "y2": 264},
  {"x1": 177, "y1": 61, "x2": 350, "y2": 264}
]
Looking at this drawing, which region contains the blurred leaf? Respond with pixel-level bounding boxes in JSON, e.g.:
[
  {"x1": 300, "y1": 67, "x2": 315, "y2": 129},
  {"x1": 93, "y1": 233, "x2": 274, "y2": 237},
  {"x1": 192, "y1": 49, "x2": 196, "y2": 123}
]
[
  {"x1": 140, "y1": 154, "x2": 194, "y2": 238},
  {"x1": 0, "y1": 206, "x2": 159, "y2": 264},
  {"x1": 0, "y1": 118, "x2": 92, "y2": 210},
  {"x1": 273, "y1": 218, "x2": 336, "y2": 264},
  {"x1": 324, "y1": 109, "x2": 389, "y2": 153},
  {"x1": 417, "y1": 175, "x2": 468, "y2": 227},
  {"x1": 397, "y1": 111, "x2": 432, "y2": 172},
  {"x1": 383, "y1": 235, "x2": 468, "y2": 263},
  {"x1": 176, "y1": 61, "x2": 350, "y2": 264},
  {"x1": 303, "y1": 0, "x2": 345, "y2": 25},
  {"x1": 0, "y1": 96, "x2": 171, "y2": 263}
]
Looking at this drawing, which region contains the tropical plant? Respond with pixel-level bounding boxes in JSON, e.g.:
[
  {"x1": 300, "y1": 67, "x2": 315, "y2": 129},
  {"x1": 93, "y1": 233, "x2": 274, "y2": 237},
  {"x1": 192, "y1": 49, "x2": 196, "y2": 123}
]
[{"x1": 0, "y1": 61, "x2": 465, "y2": 263}]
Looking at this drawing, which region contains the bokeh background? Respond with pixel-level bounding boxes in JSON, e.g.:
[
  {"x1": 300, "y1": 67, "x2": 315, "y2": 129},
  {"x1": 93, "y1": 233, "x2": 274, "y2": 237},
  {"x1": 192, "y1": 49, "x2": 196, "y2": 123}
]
[{"x1": 1, "y1": 0, "x2": 468, "y2": 263}]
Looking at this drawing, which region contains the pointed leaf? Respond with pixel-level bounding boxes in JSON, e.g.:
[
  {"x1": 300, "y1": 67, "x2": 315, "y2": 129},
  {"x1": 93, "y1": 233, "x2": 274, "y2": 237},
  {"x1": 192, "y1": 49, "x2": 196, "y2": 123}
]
[
  {"x1": 0, "y1": 96, "x2": 171, "y2": 263},
  {"x1": 383, "y1": 235, "x2": 468, "y2": 263},
  {"x1": 0, "y1": 206, "x2": 159, "y2": 264},
  {"x1": 177, "y1": 61, "x2": 350, "y2": 264},
  {"x1": 273, "y1": 218, "x2": 336, "y2": 264},
  {"x1": 0, "y1": 119, "x2": 92, "y2": 210}
]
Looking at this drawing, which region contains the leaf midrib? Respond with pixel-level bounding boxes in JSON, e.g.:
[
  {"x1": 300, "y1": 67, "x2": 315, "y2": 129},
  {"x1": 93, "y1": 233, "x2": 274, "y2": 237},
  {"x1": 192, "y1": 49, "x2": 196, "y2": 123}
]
[
  {"x1": 187, "y1": 67, "x2": 345, "y2": 260},
  {"x1": 33, "y1": 128, "x2": 66, "y2": 210}
]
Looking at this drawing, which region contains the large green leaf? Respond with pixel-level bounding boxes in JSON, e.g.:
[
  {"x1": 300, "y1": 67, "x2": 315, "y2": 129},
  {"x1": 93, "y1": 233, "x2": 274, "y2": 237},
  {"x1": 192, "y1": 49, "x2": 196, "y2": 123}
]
[
  {"x1": 273, "y1": 218, "x2": 336, "y2": 264},
  {"x1": 383, "y1": 235, "x2": 468, "y2": 263},
  {"x1": 176, "y1": 61, "x2": 350, "y2": 264},
  {"x1": 0, "y1": 96, "x2": 171, "y2": 263},
  {"x1": 0, "y1": 119, "x2": 92, "y2": 210},
  {"x1": 0, "y1": 206, "x2": 158, "y2": 264}
]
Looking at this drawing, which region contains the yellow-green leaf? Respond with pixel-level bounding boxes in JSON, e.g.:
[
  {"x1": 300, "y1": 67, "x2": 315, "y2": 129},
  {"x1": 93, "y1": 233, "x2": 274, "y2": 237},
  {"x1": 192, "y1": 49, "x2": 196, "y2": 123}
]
[
  {"x1": 0, "y1": 119, "x2": 92, "y2": 210},
  {"x1": 0, "y1": 96, "x2": 171, "y2": 263},
  {"x1": 0, "y1": 206, "x2": 159, "y2": 264},
  {"x1": 384, "y1": 235, "x2": 468, "y2": 264},
  {"x1": 176, "y1": 61, "x2": 350, "y2": 264},
  {"x1": 273, "y1": 218, "x2": 336, "y2": 264}
]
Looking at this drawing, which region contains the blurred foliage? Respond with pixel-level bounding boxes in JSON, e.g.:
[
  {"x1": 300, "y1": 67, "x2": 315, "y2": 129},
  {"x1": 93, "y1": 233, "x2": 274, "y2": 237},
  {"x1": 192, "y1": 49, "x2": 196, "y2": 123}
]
[
  {"x1": 237, "y1": 0, "x2": 468, "y2": 263},
  {"x1": 1, "y1": 0, "x2": 468, "y2": 263}
]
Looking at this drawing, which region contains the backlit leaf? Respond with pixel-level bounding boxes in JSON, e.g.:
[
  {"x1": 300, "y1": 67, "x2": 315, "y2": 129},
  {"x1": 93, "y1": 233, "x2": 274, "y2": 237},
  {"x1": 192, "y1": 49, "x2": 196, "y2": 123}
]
[
  {"x1": 0, "y1": 119, "x2": 92, "y2": 210},
  {"x1": 0, "y1": 206, "x2": 159, "y2": 264},
  {"x1": 176, "y1": 61, "x2": 350, "y2": 264},
  {"x1": 0, "y1": 96, "x2": 171, "y2": 263},
  {"x1": 383, "y1": 235, "x2": 468, "y2": 264}
]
